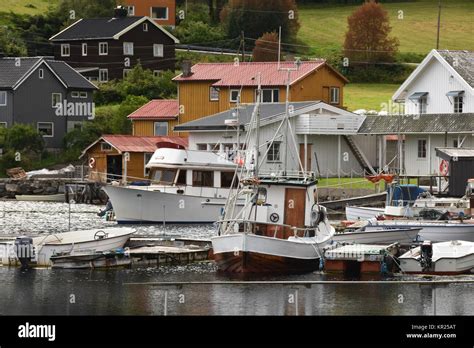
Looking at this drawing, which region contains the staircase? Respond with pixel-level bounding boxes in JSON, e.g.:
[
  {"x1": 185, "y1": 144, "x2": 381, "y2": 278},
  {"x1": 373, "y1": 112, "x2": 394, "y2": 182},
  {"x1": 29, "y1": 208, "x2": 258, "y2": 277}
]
[{"x1": 343, "y1": 135, "x2": 376, "y2": 175}]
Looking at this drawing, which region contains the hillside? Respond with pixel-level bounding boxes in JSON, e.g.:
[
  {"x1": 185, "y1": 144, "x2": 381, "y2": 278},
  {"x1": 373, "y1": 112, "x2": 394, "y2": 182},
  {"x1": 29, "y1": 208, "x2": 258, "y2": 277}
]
[
  {"x1": 2, "y1": 0, "x2": 58, "y2": 15},
  {"x1": 298, "y1": 0, "x2": 474, "y2": 61}
]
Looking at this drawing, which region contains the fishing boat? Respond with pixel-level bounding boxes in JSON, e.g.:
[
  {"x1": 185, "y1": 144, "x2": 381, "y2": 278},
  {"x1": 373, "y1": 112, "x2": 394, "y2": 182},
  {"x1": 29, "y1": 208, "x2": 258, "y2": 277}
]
[
  {"x1": 15, "y1": 193, "x2": 65, "y2": 202},
  {"x1": 103, "y1": 148, "x2": 240, "y2": 223},
  {"x1": 212, "y1": 72, "x2": 335, "y2": 274},
  {"x1": 14, "y1": 227, "x2": 134, "y2": 267},
  {"x1": 332, "y1": 226, "x2": 421, "y2": 244},
  {"x1": 50, "y1": 249, "x2": 131, "y2": 269},
  {"x1": 399, "y1": 240, "x2": 474, "y2": 274}
]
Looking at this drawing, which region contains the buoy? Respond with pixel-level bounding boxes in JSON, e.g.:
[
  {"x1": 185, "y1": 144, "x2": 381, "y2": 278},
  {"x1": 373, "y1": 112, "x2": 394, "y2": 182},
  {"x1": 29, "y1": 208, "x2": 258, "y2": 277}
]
[
  {"x1": 439, "y1": 159, "x2": 449, "y2": 176},
  {"x1": 88, "y1": 157, "x2": 96, "y2": 169}
]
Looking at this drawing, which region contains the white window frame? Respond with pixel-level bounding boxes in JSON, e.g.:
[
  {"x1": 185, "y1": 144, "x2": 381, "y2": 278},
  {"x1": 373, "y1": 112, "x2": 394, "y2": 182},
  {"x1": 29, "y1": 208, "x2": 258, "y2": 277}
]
[
  {"x1": 123, "y1": 42, "x2": 134, "y2": 56},
  {"x1": 82, "y1": 43, "x2": 87, "y2": 56},
  {"x1": 0, "y1": 91, "x2": 7, "y2": 106},
  {"x1": 144, "y1": 153, "x2": 153, "y2": 176},
  {"x1": 0, "y1": 122, "x2": 7, "y2": 128},
  {"x1": 123, "y1": 69, "x2": 132, "y2": 78},
  {"x1": 210, "y1": 87, "x2": 219, "y2": 101},
  {"x1": 39, "y1": 68, "x2": 44, "y2": 79},
  {"x1": 99, "y1": 42, "x2": 108, "y2": 56},
  {"x1": 154, "y1": 121, "x2": 168, "y2": 136},
  {"x1": 230, "y1": 89, "x2": 240, "y2": 103},
  {"x1": 61, "y1": 44, "x2": 70, "y2": 57},
  {"x1": 330, "y1": 87, "x2": 340, "y2": 104},
  {"x1": 99, "y1": 69, "x2": 108, "y2": 83},
  {"x1": 101, "y1": 142, "x2": 112, "y2": 151},
  {"x1": 37, "y1": 122, "x2": 54, "y2": 138},
  {"x1": 153, "y1": 44, "x2": 164, "y2": 57},
  {"x1": 127, "y1": 6, "x2": 135, "y2": 16},
  {"x1": 150, "y1": 6, "x2": 169, "y2": 20},
  {"x1": 267, "y1": 142, "x2": 281, "y2": 163},
  {"x1": 417, "y1": 139, "x2": 427, "y2": 159},
  {"x1": 153, "y1": 70, "x2": 162, "y2": 77},
  {"x1": 79, "y1": 91, "x2": 87, "y2": 98},
  {"x1": 257, "y1": 89, "x2": 279, "y2": 103},
  {"x1": 143, "y1": 23, "x2": 148, "y2": 32},
  {"x1": 51, "y1": 93, "x2": 62, "y2": 108},
  {"x1": 454, "y1": 96, "x2": 463, "y2": 113},
  {"x1": 71, "y1": 91, "x2": 80, "y2": 98},
  {"x1": 418, "y1": 97, "x2": 427, "y2": 114}
]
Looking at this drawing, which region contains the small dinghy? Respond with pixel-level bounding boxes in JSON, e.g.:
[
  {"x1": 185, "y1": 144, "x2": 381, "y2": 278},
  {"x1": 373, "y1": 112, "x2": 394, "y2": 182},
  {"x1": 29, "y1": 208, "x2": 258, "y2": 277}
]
[
  {"x1": 50, "y1": 248, "x2": 131, "y2": 269},
  {"x1": 333, "y1": 226, "x2": 421, "y2": 244},
  {"x1": 399, "y1": 240, "x2": 474, "y2": 275}
]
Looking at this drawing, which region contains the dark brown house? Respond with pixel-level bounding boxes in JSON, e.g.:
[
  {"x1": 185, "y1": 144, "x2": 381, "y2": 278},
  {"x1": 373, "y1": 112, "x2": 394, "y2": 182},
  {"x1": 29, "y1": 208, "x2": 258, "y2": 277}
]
[{"x1": 49, "y1": 8, "x2": 179, "y2": 82}]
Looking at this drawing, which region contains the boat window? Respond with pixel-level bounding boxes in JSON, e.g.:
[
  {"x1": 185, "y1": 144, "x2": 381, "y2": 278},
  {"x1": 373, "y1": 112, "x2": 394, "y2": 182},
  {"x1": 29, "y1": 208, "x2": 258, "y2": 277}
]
[
  {"x1": 221, "y1": 171, "x2": 237, "y2": 188},
  {"x1": 149, "y1": 169, "x2": 177, "y2": 184},
  {"x1": 256, "y1": 188, "x2": 267, "y2": 205},
  {"x1": 193, "y1": 171, "x2": 214, "y2": 187},
  {"x1": 177, "y1": 170, "x2": 187, "y2": 185}
]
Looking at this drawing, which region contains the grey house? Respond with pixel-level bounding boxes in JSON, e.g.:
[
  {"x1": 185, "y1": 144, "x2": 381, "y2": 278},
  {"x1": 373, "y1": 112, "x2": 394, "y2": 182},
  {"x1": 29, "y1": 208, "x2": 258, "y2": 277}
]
[{"x1": 0, "y1": 57, "x2": 97, "y2": 149}]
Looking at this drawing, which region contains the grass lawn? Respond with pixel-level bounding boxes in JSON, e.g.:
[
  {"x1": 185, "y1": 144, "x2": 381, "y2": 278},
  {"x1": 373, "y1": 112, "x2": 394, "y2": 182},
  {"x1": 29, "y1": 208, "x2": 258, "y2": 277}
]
[
  {"x1": 298, "y1": 0, "x2": 474, "y2": 60},
  {"x1": 1, "y1": 0, "x2": 58, "y2": 15},
  {"x1": 344, "y1": 83, "x2": 399, "y2": 111},
  {"x1": 317, "y1": 177, "x2": 377, "y2": 190}
]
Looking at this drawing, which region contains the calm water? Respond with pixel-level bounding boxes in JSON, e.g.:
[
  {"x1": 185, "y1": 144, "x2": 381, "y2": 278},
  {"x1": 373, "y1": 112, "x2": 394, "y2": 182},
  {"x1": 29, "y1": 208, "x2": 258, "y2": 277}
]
[{"x1": 1, "y1": 201, "x2": 474, "y2": 316}]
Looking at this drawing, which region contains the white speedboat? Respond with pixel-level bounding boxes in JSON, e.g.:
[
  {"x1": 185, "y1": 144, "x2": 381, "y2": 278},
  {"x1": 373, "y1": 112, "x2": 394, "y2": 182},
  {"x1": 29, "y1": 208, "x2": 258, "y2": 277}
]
[
  {"x1": 103, "y1": 148, "x2": 240, "y2": 223},
  {"x1": 399, "y1": 240, "x2": 474, "y2": 274},
  {"x1": 332, "y1": 226, "x2": 421, "y2": 244},
  {"x1": 14, "y1": 227, "x2": 134, "y2": 267}
]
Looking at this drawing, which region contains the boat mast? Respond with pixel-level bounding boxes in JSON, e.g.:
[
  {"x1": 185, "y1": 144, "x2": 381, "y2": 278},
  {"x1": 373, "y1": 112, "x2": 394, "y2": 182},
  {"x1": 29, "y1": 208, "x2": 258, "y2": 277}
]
[{"x1": 253, "y1": 73, "x2": 262, "y2": 178}]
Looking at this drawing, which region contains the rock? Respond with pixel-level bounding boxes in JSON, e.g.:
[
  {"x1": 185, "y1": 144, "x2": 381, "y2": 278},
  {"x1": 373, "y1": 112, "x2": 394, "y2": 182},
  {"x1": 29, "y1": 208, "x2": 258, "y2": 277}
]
[
  {"x1": 18, "y1": 183, "x2": 33, "y2": 194},
  {"x1": 5, "y1": 184, "x2": 18, "y2": 192},
  {"x1": 33, "y1": 188, "x2": 44, "y2": 194}
]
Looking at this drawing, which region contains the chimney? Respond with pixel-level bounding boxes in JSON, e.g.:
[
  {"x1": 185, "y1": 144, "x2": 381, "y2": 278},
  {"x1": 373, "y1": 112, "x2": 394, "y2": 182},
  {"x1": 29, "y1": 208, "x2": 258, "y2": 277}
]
[
  {"x1": 181, "y1": 60, "x2": 193, "y2": 78},
  {"x1": 114, "y1": 6, "x2": 128, "y2": 18}
]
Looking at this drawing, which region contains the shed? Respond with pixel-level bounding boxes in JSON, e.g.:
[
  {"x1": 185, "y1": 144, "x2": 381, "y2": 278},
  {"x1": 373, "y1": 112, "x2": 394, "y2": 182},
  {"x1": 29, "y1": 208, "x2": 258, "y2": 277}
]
[{"x1": 435, "y1": 147, "x2": 474, "y2": 196}]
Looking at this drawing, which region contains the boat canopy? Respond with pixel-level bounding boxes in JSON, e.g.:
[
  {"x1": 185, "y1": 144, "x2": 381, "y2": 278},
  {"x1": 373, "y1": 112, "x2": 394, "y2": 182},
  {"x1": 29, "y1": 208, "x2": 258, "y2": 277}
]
[
  {"x1": 388, "y1": 184, "x2": 427, "y2": 206},
  {"x1": 146, "y1": 148, "x2": 237, "y2": 169}
]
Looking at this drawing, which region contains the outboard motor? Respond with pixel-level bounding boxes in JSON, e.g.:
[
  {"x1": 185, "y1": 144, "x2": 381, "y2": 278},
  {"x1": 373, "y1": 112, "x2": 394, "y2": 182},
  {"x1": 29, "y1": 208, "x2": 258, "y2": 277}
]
[
  {"x1": 14, "y1": 236, "x2": 34, "y2": 269},
  {"x1": 420, "y1": 241, "x2": 433, "y2": 272}
]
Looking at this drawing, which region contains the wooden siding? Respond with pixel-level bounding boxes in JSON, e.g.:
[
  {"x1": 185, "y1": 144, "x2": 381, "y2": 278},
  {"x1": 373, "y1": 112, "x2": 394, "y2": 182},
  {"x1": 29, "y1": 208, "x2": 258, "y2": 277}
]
[{"x1": 133, "y1": 120, "x2": 155, "y2": 136}]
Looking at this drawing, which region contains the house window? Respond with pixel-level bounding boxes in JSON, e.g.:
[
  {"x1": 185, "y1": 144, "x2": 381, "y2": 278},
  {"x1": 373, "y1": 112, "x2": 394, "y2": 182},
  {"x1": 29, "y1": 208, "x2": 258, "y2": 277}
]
[
  {"x1": 123, "y1": 69, "x2": 132, "y2": 78},
  {"x1": 144, "y1": 153, "x2": 153, "y2": 176},
  {"x1": 153, "y1": 70, "x2": 162, "y2": 77},
  {"x1": 230, "y1": 89, "x2": 240, "y2": 103},
  {"x1": 99, "y1": 69, "x2": 108, "y2": 82},
  {"x1": 192, "y1": 170, "x2": 214, "y2": 187},
  {"x1": 127, "y1": 6, "x2": 135, "y2": 15},
  {"x1": 143, "y1": 23, "x2": 148, "y2": 32},
  {"x1": 154, "y1": 122, "x2": 168, "y2": 136},
  {"x1": 153, "y1": 44, "x2": 164, "y2": 57},
  {"x1": 210, "y1": 87, "x2": 219, "y2": 101},
  {"x1": 37, "y1": 122, "x2": 54, "y2": 137},
  {"x1": 197, "y1": 144, "x2": 207, "y2": 151},
  {"x1": 0, "y1": 91, "x2": 7, "y2": 106},
  {"x1": 39, "y1": 69, "x2": 44, "y2": 79},
  {"x1": 82, "y1": 43, "x2": 87, "y2": 56},
  {"x1": 267, "y1": 142, "x2": 281, "y2": 162},
  {"x1": 151, "y1": 7, "x2": 168, "y2": 19},
  {"x1": 61, "y1": 44, "x2": 70, "y2": 57},
  {"x1": 79, "y1": 91, "x2": 87, "y2": 98},
  {"x1": 0, "y1": 122, "x2": 7, "y2": 128},
  {"x1": 221, "y1": 172, "x2": 236, "y2": 188},
  {"x1": 258, "y1": 89, "x2": 279, "y2": 103},
  {"x1": 67, "y1": 121, "x2": 83, "y2": 132},
  {"x1": 51, "y1": 93, "x2": 62, "y2": 108},
  {"x1": 101, "y1": 142, "x2": 112, "y2": 151},
  {"x1": 208, "y1": 144, "x2": 218, "y2": 153},
  {"x1": 330, "y1": 87, "x2": 340, "y2": 104},
  {"x1": 88, "y1": 76, "x2": 98, "y2": 82},
  {"x1": 453, "y1": 138, "x2": 459, "y2": 148},
  {"x1": 454, "y1": 96, "x2": 463, "y2": 113},
  {"x1": 71, "y1": 91, "x2": 80, "y2": 98},
  {"x1": 99, "y1": 42, "x2": 108, "y2": 56},
  {"x1": 417, "y1": 139, "x2": 427, "y2": 158},
  {"x1": 123, "y1": 42, "x2": 134, "y2": 56},
  {"x1": 418, "y1": 97, "x2": 427, "y2": 114}
]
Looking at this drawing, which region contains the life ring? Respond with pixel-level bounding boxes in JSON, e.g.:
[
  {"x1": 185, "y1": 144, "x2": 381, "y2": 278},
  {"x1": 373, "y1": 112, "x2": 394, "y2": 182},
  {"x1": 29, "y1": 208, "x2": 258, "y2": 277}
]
[
  {"x1": 439, "y1": 160, "x2": 449, "y2": 176},
  {"x1": 89, "y1": 157, "x2": 96, "y2": 169},
  {"x1": 269, "y1": 213, "x2": 279, "y2": 223}
]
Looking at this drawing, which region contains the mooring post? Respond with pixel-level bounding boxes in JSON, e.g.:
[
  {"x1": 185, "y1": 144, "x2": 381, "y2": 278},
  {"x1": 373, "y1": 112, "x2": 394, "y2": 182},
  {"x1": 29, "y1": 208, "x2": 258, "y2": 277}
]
[{"x1": 163, "y1": 291, "x2": 168, "y2": 316}]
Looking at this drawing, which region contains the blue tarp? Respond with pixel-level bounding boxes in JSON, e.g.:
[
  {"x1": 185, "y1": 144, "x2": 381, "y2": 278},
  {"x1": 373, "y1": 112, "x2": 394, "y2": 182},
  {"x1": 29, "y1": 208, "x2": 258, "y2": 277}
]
[{"x1": 388, "y1": 184, "x2": 426, "y2": 206}]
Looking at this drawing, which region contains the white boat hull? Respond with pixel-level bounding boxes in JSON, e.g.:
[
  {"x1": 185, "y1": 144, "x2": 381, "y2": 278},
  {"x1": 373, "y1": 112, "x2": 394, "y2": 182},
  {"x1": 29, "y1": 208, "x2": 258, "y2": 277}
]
[
  {"x1": 104, "y1": 185, "x2": 232, "y2": 223},
  {"x1": 15, "y1": 194, "x2": 65, "y2": 202},
  {"x1": 345, "y1": 206, "x2": 384, "y2": 220},
  {"x1": 332, "y1": 227, "x2": 420, "y2": 244}
]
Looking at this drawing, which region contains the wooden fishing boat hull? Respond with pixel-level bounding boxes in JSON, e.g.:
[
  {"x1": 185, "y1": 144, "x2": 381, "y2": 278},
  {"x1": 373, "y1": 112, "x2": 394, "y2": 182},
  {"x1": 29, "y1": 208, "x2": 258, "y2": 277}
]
[
  {"x1": 212, "y1": 233, "x2": 331, "y2": 273},
  {"x1": 51, "y1": 252, "x2": 131, "y2": 269}
]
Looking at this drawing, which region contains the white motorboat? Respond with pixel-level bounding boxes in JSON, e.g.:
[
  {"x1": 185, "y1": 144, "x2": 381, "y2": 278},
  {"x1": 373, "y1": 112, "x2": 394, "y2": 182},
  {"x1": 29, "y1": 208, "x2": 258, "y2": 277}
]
[
  {"x1": 50, "y1": 249, "x2": 131, "y2": 269},
  {"x1": 345, "y1": 206, "x2": 384, "y2": 220},
  {"x1": 399, "y1": 240, "x2": 474, "y2": 274},
  {"x1": 332, "y1": 226, "x2": 421, "y2": 244},
  {"x1": 13, "y1": 227, "x2": 134, "y2": 267},
  {"x1": 103, "y1": 148, "x2": 240, "y2": 223}
]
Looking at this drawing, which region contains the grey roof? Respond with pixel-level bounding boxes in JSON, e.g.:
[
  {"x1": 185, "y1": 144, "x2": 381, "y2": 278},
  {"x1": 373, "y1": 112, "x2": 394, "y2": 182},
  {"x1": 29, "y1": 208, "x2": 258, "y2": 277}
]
[
  {"x1": 358, "y1": 114, "x2": 474, "y2": 134},
  {"x1": 436, "y1": 147, "x2": 474, "y2": 159},
  {"x1": 0, "y1": 57, "x2": 97, "y2": 90},
  {"x1": 437, "y1": 50, "x2": 474, "y2": 88},
  {"x1": 174, "y1": 101, "x2": 319, "y2": 131},
  {"x1": 50, "y1": 17, "x2": 143, "y2": 41}
]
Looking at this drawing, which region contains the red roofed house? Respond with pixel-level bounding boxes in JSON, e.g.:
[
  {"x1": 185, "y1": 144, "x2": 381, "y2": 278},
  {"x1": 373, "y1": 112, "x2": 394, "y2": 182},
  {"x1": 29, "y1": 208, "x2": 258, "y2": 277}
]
[
  {"x1": 172, "y1": 61, "x2": 349, "y2": 135},
  {"x1": 80, "y1": 134, "x2": 187, "y2": 182},
  {"x1": 128, "y1": 99, "x2": 179, "y2": 136}
]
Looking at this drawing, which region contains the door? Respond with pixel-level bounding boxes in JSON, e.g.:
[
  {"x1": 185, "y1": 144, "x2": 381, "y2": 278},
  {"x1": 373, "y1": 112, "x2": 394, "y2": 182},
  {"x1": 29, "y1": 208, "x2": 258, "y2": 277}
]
[
  {"x1": 299, "y1": 144, "x2": 312, "y2": 172},
  {"x1": 284, "y1": 188, "x2": 306, "y2": 237},
  {"x1": 107, "y1": 155, "x2": 123, "y2": 182}
]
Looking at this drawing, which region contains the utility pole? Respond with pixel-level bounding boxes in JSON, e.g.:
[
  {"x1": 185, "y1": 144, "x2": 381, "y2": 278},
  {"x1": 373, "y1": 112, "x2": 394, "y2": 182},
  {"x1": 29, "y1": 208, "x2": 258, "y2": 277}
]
[
  {"x1": 436, "y1": 0, "x2": 442, "y2": 49},
  {"x1": 241, "y1": 31, "x2": 245, "y2": 62}
]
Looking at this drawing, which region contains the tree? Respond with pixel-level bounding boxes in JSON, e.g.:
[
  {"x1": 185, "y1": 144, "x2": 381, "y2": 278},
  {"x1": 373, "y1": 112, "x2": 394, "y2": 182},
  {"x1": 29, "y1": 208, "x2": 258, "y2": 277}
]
[
  {"x1": 221, "y1": 0, "x2": 300, "y2": 44},
  {"x1": 252, "y1": 32, "x2": 280, "y2": 62},
  {"x1": 5, "y1": 124, "x2": 44, "y2": 155},
  {"x1": 343, "y1": 0, "x2": 399, "y2": 64},
  {"x1": 175, "y1": 20, "x2": 226, "y2": 45},
  {"x1": 0, "y1": 26, "x2": 27, "y2": 56}
]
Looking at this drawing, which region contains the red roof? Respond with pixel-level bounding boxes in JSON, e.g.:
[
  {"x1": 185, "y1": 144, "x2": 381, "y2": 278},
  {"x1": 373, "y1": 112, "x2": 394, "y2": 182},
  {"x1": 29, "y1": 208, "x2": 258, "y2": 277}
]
[
  {"x1": 127, "y1": 99, "x2": 179, "y2": 120},
  {"x1": 83, "y1": 135, "x2": 188, "y2": 155},
  {"x1": 173, "y1": 61, "x2": 348, "y2": 86}
]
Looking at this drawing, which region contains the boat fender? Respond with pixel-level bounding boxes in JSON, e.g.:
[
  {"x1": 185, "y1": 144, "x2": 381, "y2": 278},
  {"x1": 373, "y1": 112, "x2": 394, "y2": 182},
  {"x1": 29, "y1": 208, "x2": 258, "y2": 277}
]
[
  {"x1": 311, "y1": 205, "x2": 325, "y2": 227},
  {"x1": 269, "y1": 213, "x2": 279, "y2": 223},
  {"x1": 380, "y1": 260, "x2": 388, "y2": 275},
  {"x1": 319, "y1": 257, "x2": 324, "y2": 271}
]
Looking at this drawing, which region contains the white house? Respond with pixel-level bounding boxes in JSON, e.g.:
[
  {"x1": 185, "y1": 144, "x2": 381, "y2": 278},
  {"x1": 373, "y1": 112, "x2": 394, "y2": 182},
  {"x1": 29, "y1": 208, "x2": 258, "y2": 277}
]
[
  {"x1": 174, "y1": 101, "x2": 379, "y2": 177},
  {"x1": 393, "y1": 50, "x2": 474, "y2": 114}
]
